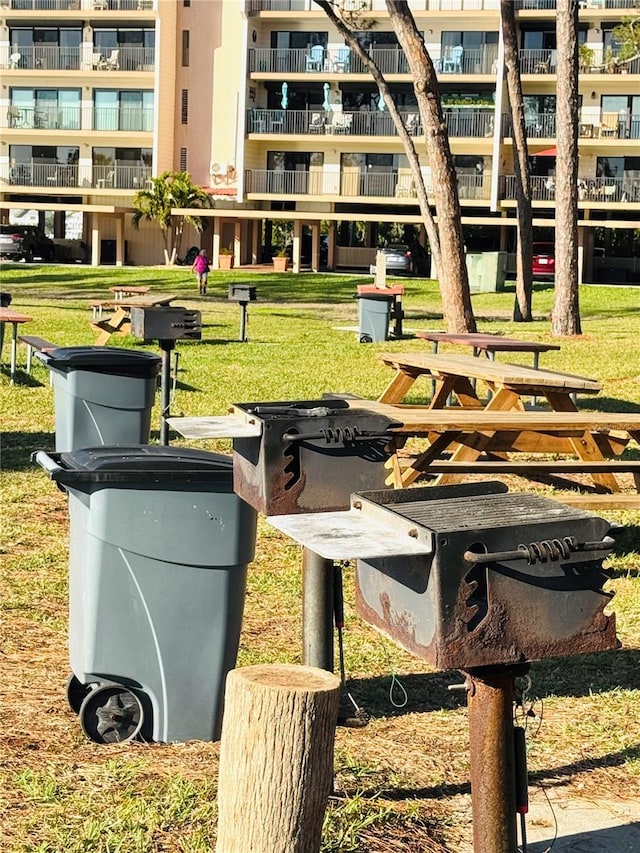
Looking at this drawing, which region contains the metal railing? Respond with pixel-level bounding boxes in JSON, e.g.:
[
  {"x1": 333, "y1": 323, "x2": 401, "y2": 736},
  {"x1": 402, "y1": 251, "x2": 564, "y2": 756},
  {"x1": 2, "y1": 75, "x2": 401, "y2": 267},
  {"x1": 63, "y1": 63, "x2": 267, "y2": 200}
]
[
  {"x1": 246, "y1": 107, "x2": 494, "y2": 138},
  {"x1": 93, "y1": 106, "x2": 154, "y2": 131},
  {"x1": 2, "y1": 45, "x2": 155, "y2": 71},
  {"x1": 501, "y1": 112, "x2": 557, "y2": 138},
  {"x1": 520, "y1": 47, "x2": 640, "y2": 75},
  {"x1": 2, "y1": 0, "x2": 154, "y2": 9},
  {"x1": 515, "y1": 0, "x2": 640, "y2": 7},
  {"x1": 248, "y1": 45, "x2": 498, "y2": 75},
  {"x1": 245, "y1": 168, "x2": 492, "y2": 200},
  {"x1": 4, "y1": 104, "x2": 81, "y2": 129},
  {"x1": 500, "y1": 111, "x2": 640, "y2": 140},
  {"x1": 503, "y1": 175, "x2": 640, "y2": 203},
  {"x1": 246, "y1": 0, "x2": 501, "y2": 10},
  {"x1": 91, "y1": 164, "x2": 151, "y2": 189},
  {"x1": 4, "y1": 161, "x2": 79, "y2": 187}
]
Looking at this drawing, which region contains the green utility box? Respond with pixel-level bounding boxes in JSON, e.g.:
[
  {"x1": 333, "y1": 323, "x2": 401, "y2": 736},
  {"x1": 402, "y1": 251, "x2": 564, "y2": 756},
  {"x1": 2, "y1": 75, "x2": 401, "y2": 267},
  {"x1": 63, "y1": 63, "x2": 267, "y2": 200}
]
[{"x1": 466, "y1": 251, "x2": 507, "y2": 293}]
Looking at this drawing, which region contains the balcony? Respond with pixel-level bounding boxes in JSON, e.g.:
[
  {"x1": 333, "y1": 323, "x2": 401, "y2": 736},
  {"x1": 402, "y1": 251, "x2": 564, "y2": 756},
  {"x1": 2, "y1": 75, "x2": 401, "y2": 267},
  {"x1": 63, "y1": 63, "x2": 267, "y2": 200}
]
[
  {"x1": 4, "y1": 161, "x2": 79, "y2": 187},
  {"x1": 93, "y1": 106, "x2": 154, "y2": 132},
  {"x1": 500, "y1": 111, "x2": 640, "y2": 140},
  {"x1": 247, "y1": 1, "x2": 500, "y2": 10},
  {"x1": 1, "y1": 45, "x2": 155, "y2": 71},
  {"x1": 4, "y1": 104, "x2": 81, "y2": 129},
  {"x1": 244, "y1": 168, "x2": 491, "y2": 200},
  {"x1": 246, "y1": 107, "x2": 494, "y2": 138},
  {"x1": 501, "y1": 112, "x2": 556, "y2": 138},
  {"x1": 515, "y1": 0, "x2": 639, "y2": 8},
  {"x1": 1, "y1": 0, "x2": 154, "y2": 10},
  {"x1": 1, "y1": 161, "x2": 151, "y2": 189},
  {"x1": 520, "y1": 47, "x2": 640, "y2": 75},
  {"x1": 248, "y1": 45, "x2": 497, "y2": 75},
  {"x1": 503, "y1": 175, "x2": 640, "y2": 203}
]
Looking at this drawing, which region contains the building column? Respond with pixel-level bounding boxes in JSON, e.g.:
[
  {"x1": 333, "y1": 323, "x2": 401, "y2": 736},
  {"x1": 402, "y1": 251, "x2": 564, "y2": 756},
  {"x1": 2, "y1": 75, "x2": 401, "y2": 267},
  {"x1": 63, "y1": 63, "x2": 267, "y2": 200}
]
[
  {"x1": 234, "y1": 219, "x2": 241, "y2": 267},
  {"x1": 91, "y1": 213, "x2": 100, "y2": 266},
  {"x1": 327, "y1": 222, "x2": 336, "y2": 270},
  {"x1": 115, "y1": 214, "x2": 124, "y2": 266},
  {"x1": 251, "y1": 220, "x2": 260, "y2": 265},
  {"x1": 311, "y1": 222, "x2": 319, "y2": 272},
  {"x1": 212, "y1": 216, "x2": 221, "y2": 268},
  {"x1": 292, "y1": 219, "x2": 302, "y2": 273}
]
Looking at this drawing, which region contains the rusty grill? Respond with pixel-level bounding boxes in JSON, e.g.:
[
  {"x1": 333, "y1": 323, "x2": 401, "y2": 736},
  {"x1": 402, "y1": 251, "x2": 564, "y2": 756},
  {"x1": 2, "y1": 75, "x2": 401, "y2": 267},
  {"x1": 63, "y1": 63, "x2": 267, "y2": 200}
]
[
  {"x1": 353, "y1": 483, "x2": 618, "y2": 670},
  {"x1": 231, "y1": 398, "x2": 400, "y2": 515}
]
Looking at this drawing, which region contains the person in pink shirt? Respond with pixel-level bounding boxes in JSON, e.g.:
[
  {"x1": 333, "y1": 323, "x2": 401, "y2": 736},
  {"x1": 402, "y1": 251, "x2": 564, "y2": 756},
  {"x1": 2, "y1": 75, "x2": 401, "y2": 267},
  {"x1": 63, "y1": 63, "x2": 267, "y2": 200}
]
[{"x1": 192, "y1": 249, "x2": 210, "y2": 294}]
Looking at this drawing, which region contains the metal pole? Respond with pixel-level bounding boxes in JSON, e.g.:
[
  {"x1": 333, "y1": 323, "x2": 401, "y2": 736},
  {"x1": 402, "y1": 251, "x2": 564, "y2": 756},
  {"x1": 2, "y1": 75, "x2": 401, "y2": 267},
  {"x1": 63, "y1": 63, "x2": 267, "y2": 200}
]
[
  {"x1": 159, "y1": 340, "x2": 174, "y2": 446},
  {"x1": 302, "y1": 548, "x2": 334, "y2": 672},
  {"x1": 465, "y1": 666, "x2": 518, "y2": 853},
  {"x1": 239, "y1": 301, "x2": 248, "y2": 342}
]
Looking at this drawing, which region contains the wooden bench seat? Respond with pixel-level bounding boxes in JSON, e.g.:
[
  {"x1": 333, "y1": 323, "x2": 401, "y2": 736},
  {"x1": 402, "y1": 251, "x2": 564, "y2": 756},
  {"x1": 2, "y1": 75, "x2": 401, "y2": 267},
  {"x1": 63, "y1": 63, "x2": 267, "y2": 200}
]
[{"x1": 18, "y1": 334, "x2": 57, "y2": 373}]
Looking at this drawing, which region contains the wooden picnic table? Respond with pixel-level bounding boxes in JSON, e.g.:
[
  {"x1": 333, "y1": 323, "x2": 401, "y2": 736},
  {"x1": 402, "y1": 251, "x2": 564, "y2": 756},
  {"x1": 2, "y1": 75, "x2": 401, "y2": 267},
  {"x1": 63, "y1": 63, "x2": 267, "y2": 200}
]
[
  {"x1": 0, "y1": 307, "x2": 32, "y2": 383},
  {"x1": 91, "y1": 294, "x2": 178, "y2": 345},
  {"x1": 109, "y1": 285, "x2": 151, "y2": 300},
  {"x1": 415, "y1": 331, "x2": 560, "y2": 369},
  {"x1": 375, "y1": 352, "x2": 635, "y2": 494}
]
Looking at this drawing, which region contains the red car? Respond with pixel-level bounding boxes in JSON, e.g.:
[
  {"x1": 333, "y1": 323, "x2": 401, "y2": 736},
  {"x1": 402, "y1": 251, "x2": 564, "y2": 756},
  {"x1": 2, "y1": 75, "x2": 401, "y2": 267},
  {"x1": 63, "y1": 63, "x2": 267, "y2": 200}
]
[{"x1": 532, "y1": 242, "x2": 555, "y2": 279}]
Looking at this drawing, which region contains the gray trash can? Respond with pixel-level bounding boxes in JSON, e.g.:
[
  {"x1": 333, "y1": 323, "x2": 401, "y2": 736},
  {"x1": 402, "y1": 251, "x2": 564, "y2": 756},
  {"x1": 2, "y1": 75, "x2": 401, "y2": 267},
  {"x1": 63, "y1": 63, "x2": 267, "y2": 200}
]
[
  {"x1": 36, "y1": 347, "x2": 161, "y2": 452},
  {"x1": 35, "y1": 445, "x2": 258, "y2": 744},
  {"x1": 356, "y1": 292, "x2": 394, "y2": 343}
]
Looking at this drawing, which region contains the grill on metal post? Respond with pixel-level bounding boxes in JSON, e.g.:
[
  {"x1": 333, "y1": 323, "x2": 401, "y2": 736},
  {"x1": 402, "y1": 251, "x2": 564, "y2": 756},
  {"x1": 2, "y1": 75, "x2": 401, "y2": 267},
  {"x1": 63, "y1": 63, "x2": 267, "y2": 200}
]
[
  {"x1": 130, "y1": 306, "x2": 201, "y2": 445},
  {"x1": 228, "y1": 284, "x2": 257, "y2": 342}
]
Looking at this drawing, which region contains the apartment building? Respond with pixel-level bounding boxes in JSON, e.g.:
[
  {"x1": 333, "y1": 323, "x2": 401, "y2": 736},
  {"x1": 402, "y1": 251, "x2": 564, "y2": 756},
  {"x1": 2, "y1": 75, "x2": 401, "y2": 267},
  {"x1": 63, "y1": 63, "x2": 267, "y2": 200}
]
[{"x1": 1, "y1": 0, "x2": 639, "y2": 282}]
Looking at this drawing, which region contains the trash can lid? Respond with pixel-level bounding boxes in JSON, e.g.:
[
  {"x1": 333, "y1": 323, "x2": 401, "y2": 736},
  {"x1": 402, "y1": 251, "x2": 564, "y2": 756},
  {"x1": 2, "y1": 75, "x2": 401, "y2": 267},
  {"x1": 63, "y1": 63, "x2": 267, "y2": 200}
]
[
  {"x1": 43, "y1": 445, "x2": 233, "y2": 484},
  {"x1": 354, "y1": 292, "x2": 395, "y2": 301},
  {"x1": 44, "y1": 347, "x2": 161, "y2": 377}
]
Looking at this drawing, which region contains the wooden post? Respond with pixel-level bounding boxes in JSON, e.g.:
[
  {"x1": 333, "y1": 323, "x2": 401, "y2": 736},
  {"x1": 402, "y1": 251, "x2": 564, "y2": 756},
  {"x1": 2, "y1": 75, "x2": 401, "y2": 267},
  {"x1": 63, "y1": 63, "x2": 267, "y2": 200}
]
[{"x1": 216, "y1": 664, "x2": 340, "y2": 853}]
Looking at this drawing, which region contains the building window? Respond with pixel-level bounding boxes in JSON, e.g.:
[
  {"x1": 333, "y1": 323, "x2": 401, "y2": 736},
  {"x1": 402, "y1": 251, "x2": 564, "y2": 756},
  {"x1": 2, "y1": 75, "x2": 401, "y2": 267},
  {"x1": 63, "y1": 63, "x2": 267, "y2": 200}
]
[
  {"x1": 182, "y1": 30, "x2": 189, "y2": 67},
  {"x1": 184, "y1": 0, "x2": 190, "y2": 5},
  {"x1": 181, "y1": 89, "x2": 189, "y2": 124},
  {"x1": 180, "y1": 148, "x2": 187, "y2": 171}
]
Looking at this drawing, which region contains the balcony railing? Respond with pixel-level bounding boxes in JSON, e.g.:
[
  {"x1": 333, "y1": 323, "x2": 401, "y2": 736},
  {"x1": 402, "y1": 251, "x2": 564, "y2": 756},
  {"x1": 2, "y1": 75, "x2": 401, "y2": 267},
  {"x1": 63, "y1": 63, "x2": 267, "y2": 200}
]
[
  {"x1": 245, "y1": 168, "x2": 491, "y2": 200},
  {"x1": 4, "y1": 104, "x2": 81, "y2": 129},
  {"x1": 2, "y1": 45, "x2": 155, "y2": 71},
  {"x1": 246, "y1": 0, "x2": 500, "y2": 10},
  {"x1": 501, "y1": 111, "x2": 640, "y2": 140},
  {"x1": 4, "y1": 161, "x2": 79, "y2": 187},
  {"x1": 515, "y1": 0, "x2": 639, "y2": 8},
  {"x1": 3, "y1": 0, "x2": 154, "y2": 9},
  {"x1": 521, "y1": 47, "x2": 640, "y2": 75},
  {"x1": 91, "y1": 164, "x2": 151, "y2": 189},
  {"x1": 2, "y1": 161, "x2": 151, "y2": 188},
  {"x1": 246, "y1": 107, "x2": 493, "y2": 137},
  {"x1": 503, "y1": 175, "x2": 640, "y2": 203},
  {"x1": 93, "y1": 106, "x2": 154, "y2": 131},
  {"x1": 248, "y1": 45, "x2": 498, "y2": 75}
]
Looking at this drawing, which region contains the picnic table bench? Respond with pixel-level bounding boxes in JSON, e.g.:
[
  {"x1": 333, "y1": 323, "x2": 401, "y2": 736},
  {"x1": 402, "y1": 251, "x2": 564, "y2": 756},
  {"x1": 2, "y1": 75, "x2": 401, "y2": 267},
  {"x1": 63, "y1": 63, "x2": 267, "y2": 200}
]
[
  {"x1": 91, "y1": 294, "x2": 178, "y2": 345},
  {"x1": 373, "y1": 353, "x2": 637, "y2": 495},
  {"x1": 415, "y1": 331, "x2": 561, "y2": 368},
  {"x1": 0, "y1": 307, "x2": 33, "y2": 383}
]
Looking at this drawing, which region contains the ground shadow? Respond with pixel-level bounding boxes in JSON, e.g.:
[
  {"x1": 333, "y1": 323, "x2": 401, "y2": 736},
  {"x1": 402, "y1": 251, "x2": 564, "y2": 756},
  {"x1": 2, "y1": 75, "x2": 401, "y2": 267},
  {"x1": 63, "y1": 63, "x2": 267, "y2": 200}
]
[
  {"x1": 528, "y1": 823, "x2": 640, "y2": 853},
  {"x1": 588, "y1": 396, "x2": 640, "y2": 413},
  {"x1": 1, "y1": 432, "x2": 54, "y2": 471}
]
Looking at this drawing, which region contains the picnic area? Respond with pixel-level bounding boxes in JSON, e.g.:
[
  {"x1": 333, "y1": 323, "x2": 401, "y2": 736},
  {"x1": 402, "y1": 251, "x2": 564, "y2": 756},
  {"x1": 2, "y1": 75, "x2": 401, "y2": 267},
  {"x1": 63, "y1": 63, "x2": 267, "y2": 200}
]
[{"x1": 1, "y1": 264, "x2": 639, "y2": 852}]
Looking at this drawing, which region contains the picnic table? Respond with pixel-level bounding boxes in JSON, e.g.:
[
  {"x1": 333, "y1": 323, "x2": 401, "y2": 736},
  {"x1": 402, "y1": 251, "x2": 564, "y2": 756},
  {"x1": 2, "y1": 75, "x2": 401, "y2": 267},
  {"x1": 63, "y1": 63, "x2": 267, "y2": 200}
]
[
  {"x1": 375, "y1": 352, "x2": 637, "y2": 494},
  {"x1": 0, "y1": 307, "x2": 32, "y2": 383},
  {"x1": 91, "y1": 294, "x2": 178, "y2": 345},
  {"x1": 415, "y1": 331, "x2": 560, "y2": 369},
  {"x1": 109, "y1": 286, "x2": 151, "y2": 300}
]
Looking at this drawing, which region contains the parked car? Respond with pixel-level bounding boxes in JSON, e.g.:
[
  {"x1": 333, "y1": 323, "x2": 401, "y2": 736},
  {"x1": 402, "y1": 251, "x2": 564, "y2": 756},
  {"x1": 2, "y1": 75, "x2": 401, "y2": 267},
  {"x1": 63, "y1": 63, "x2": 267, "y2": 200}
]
[
  {"x1": 0, "y1": 225, "x2": 55, "y2": 262},
  {"x1": 378, "y1": 243, "x2": 430, "y2": 276},
  {"x1": 532, "y1": 242, "x2": 555, "y2": 279}
]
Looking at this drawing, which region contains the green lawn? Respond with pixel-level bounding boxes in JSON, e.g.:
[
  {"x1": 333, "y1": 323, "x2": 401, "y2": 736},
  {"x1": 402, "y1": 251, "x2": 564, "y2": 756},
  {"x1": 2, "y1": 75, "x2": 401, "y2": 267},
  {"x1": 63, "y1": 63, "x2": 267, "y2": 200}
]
[{"x1": 1, "y1": 264, "x2": 639, "y2": 852}]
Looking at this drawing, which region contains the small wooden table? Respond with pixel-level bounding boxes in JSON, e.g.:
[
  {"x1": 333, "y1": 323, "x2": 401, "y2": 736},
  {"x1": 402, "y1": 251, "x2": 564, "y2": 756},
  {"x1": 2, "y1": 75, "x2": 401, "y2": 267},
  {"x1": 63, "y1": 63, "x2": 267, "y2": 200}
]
[
  {"x1": 109, "y1": 286, "x2": 151, "y2": 301},
  {"x1": 0, "y1": 307, "x2": 33, "y2": 384},
  {"x1": 376, "y1": 352, "x2": 631, "y2": 493},
  {"x1": 91, "y1": 294, "x2": 177, "y2": 345},
  {"x1": 415, "y1": 331, "x2": 560, "y2": 369}
]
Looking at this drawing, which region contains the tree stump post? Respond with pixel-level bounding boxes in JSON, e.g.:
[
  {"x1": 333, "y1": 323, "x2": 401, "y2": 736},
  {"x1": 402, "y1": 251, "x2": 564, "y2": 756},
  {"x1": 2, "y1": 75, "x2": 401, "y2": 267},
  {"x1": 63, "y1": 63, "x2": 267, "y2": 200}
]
[{"x1": 215, "y1": 664, "x2": 341, "y2": 853}]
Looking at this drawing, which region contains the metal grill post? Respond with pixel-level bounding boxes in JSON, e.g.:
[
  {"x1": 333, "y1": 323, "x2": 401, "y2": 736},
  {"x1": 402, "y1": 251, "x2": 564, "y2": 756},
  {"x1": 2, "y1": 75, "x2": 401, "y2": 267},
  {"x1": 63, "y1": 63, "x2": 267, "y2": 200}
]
[
  {"x1": 466, "y1": 667, "x2": 518, "y2": 853},
  {"x1": 302, "y1": 548, "x2": 334, "y2": 672},
  {"x1": 159, "y1": 340, "x2": 174, "y2": 446}
]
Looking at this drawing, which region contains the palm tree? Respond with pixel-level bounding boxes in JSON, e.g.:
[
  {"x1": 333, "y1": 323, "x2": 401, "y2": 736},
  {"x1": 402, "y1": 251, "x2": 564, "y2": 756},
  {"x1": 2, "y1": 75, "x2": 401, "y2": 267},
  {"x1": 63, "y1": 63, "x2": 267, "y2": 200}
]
[{"x1": 132, "y1": 171, "x2": 213, "y2": 265}]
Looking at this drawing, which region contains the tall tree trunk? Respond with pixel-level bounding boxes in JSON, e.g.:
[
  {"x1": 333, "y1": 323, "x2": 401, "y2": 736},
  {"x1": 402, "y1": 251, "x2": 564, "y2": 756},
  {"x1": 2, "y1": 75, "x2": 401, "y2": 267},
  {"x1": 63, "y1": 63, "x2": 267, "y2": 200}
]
[
  {"x1": 552, "y1": 0, "x2": 582, "y2": 335},
  {"x1": 314, "y1": 0, "x2": 476, "y2": 333},
  {"x1": 387, "y1": 0, "x2": 475, "y2": 333},
  {"x1": 501, "y1": 0, "x2": 534, "y2": 322}
]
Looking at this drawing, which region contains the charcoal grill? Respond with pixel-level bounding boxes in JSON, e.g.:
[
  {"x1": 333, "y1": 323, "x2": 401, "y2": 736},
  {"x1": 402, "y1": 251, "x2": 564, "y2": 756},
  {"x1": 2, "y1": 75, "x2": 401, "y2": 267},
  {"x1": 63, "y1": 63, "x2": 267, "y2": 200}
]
[
  {"x1": 228, "y1": 284, "x2": 257, "y2": 342},
  {"x1": 130, "y1": 305, "x2": 202, "y2": 445},
  {"x1": 190, "y1": 398, "x2": 400, "y2": 515},
  {"x1": 269, "y1": 481, "x2": 619, "y2": 852}
]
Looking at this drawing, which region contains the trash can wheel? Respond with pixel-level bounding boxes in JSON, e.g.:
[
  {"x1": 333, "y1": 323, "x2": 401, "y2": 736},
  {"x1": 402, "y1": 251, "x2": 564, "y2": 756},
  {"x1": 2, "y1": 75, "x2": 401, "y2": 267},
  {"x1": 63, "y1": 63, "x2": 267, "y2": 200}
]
[
  {"x1": 359, "y1": 334, "x2": 373, "y2": 344},
  {"x1": 66, "y1": 673, "x2": 95, "y2": 714},
  {"x1": 79, "y1": 684, "x2": 144, "y2": 744}
]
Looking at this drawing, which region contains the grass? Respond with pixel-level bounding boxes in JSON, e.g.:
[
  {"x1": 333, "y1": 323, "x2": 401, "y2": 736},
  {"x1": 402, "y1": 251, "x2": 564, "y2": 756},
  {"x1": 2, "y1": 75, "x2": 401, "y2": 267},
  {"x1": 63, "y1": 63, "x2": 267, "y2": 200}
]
[{"x1": 1, "y1": 264, "x2": 639, "y2": 852}]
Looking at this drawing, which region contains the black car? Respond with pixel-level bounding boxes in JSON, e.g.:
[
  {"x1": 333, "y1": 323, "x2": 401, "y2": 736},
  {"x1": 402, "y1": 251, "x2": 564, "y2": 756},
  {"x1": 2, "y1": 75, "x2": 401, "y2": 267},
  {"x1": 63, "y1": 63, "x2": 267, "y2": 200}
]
[
  {"x1": 378, "y1": 243, "x2": 430, "y2": 276},
  {"x1": 0, "y1": 225, "x2": 56, "y2": 262}
]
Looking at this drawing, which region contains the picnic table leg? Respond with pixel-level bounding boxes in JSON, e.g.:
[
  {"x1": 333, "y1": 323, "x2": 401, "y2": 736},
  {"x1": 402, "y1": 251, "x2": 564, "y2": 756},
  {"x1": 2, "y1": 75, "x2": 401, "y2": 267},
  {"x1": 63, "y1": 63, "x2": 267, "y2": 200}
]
[
  {"x1": 545, "y1": 391, "x2": 621, "y2": 493},
  {"x1": 9, "y1": 322, "x2": 18, "y2": 384},
  {"x1": 378, "y1": 368, "x2": 420, "y2": 404}
]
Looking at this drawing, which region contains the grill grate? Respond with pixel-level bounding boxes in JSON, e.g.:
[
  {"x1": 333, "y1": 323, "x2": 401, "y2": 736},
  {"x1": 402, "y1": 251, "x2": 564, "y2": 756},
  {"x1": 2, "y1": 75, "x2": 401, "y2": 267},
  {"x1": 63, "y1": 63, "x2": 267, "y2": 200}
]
[{"x1": 381, "y1": 493, "x2": 594, "y2": 533}]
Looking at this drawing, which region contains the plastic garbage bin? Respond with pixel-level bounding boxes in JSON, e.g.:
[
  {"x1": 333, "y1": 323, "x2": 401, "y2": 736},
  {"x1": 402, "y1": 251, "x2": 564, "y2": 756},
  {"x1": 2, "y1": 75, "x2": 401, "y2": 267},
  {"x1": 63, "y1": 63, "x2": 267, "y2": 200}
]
[
  {"x1": 35, "y1": 444, "x2": 258, "y2": 744},
  {"x1": 36, "y1": 347, "x2": 161, "y2": 452},
  {"x1": 355, "y1": 292, "x2": 394, "y2": 343}
]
